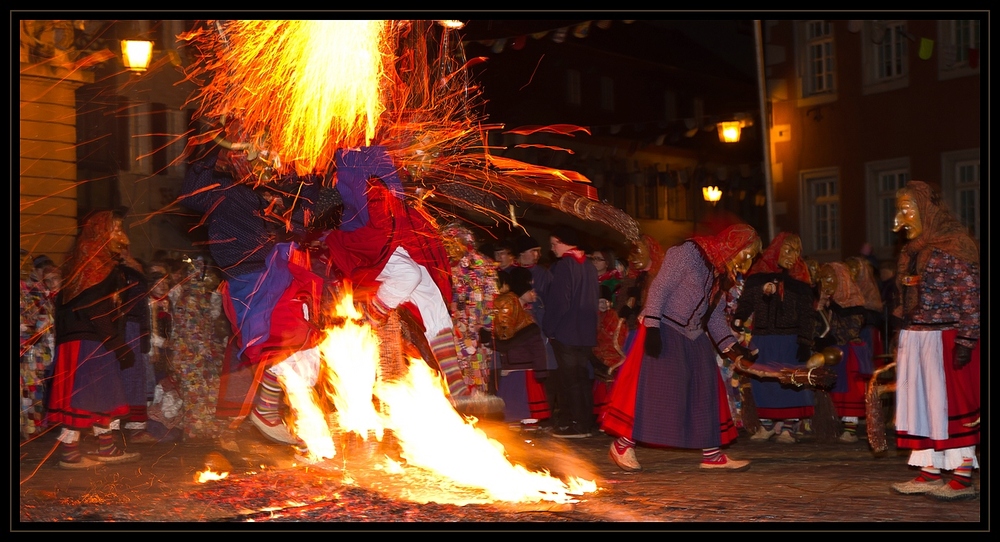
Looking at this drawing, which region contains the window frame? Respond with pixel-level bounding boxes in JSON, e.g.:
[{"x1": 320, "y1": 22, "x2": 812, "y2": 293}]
[
  {"x1": 937, "y1": 19, "x2": 981, "y2": 80},
  {"x1": 864, "y1": 157, "x2": 910, "y2": 262},
  {"x1": 799, "y1": 167, "x2": 840, "y2": 257},
  {"x1": 940, "y1": 149, "x2": 980, "y2": 242},
  {"x1": 861, "y1": 20, "x2": 909, "y2": 95},
  {"x1": 795, "y1": 20, "x2": 838, "y2": 107}
]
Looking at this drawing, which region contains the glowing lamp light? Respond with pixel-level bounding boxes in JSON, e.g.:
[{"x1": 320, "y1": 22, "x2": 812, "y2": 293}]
[
  {"x1": 703, "y1": 185, "x2": 722, "y2": 204},
  {"x1": 437, "y1": 20, "x2": 466, "y2": 30},
  {"x1": 717, "y1": 121, "x2": 742, "y2": 143},
  {"x1": 121, "y1": 39, "x2": 153, "y2": 73}
]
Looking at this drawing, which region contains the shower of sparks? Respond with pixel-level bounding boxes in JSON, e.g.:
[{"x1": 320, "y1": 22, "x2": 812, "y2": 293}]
[
  {"x1": 187, "y1": 20, "x2": 395, "y2": 177},
  {"x1": 180, "y1": 19, "x2": 640, "y2": 240}
]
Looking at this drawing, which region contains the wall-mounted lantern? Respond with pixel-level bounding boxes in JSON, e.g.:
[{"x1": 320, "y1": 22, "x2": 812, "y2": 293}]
[
  {"x1": 717, "y1": 121, "x2": 742, "y2": 143},
  {"x1": 703, "y1": 185, "x2": 722, "y2": 205},
  {"x1": 121, "y1": 39, "x2": 153, "y2": 73}
]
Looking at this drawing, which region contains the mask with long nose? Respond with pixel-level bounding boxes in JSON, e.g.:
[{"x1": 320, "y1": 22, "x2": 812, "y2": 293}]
[{"x1": 892, "y1": 189, "x2": 922, "y2": 240}]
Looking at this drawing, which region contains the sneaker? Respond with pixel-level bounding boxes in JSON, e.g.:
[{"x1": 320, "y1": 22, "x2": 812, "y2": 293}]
[
  {"x1": 250, "y1": 410, "x2": 298, "y2": 444},
  {"x1": 608, "y1": 443, "x2": 641, "y2": 472},
  {"x1": 926, "y1": 483, "x2": 977, "y2": 501},
  {"x1": 58, "y1": 456, "x2": 101, "y2": 470},
  {"x1": 552, "y1": 424, "x2": 592, "y2": 439},
  {"x1": 838, "y1": 431, "x2": 859, "y2": 443},
  {"x1": 775, "y1": 430, "x2": 797, "y2": 444},
  {"x1": 91, "y1": 450, "x2": 142, "y2": 464},
  {"x1": 749, "y1": 426, "x2": 775, "y2": 441},
  {"x1": 891, "y1": 478, "x2": 945, "y2": 495},
  {"x1": 700, "y1": 454, "x2": 751, "y2": 472}
]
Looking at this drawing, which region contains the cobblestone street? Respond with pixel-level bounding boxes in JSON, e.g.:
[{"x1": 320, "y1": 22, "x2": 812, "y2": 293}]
[{"x1": 16, "y1": 418, "x2": 985, "y2": 530}]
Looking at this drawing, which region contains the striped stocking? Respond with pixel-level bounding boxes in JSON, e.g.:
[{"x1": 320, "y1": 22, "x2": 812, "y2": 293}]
[
  {"x1": 430, "y1": 329, "x2": 468, "y2": 397},
  {"x1": 947, "y1": 458, "x2": 975, "y2": 489},
  {"x1": 254, "y1": 370, "x2": 283, "y2": 425}
]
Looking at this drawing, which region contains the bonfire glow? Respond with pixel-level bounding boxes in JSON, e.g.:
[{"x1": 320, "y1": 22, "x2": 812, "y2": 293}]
[{"x1": 279, "y1": 286, "x2": 597, "y2": 504}]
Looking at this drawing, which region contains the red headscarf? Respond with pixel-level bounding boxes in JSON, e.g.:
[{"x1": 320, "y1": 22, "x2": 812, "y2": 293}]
[
  {"x1": 626, "y1": 234, "x2": 664, "y2": 280},
  {"x1": 822, "y1": 261, "x2": 865, "y2": 309},
  {"x1": 61, "y1": 211, "x2": 142, "y2": 303},
  {"x1": 692, "y1": 223, "x2": 760, "y2": 275},
  {"x1": 748, "y1": 231, "x2": 811, "y2": 284}
]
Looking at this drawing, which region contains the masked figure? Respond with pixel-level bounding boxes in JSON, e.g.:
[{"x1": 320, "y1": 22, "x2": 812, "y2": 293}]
[
  {"x1": 733, "y1": 232, "x2": 816, "y2": 443},
  {"x1": 48, "y1": 211, "x2": 143, "y2": 468},
  {"x1": 440, "y1": 223, "x2": 499, "y2": 394},
  {"x1": 889, "y1": 181, "x2": 980, "y2": 501},
  {"x1": 492, "y1": 266, "x2": 551, "y2": 424},
  {"x1": 603, "y1": 223, "x2": 760, "y2": 472}
]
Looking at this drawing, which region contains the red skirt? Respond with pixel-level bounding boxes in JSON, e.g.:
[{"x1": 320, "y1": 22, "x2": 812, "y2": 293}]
[{"x1": 47, "y1": 340, "x2": 130, "y2": 430}]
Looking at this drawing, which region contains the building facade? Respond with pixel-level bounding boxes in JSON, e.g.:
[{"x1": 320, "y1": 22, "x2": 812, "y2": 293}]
[{"x1": 760, "y1": 18, "x2": 982, "y2": 265}]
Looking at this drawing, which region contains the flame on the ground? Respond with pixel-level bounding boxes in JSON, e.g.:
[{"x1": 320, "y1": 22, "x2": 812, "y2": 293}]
[
  {"x1": 280, "y1": 286, "x2": 597, "y2": 504},
  {"x1": 196, "y1": 469, "x2": 230, "y2": 484}
]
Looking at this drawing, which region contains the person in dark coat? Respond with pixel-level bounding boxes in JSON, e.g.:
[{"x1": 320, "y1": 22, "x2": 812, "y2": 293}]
[
  {"x1": 181, "y1": 145, "x2": 323, "y2": 445},
  {"x1": 541, "y1": 225, "x2": 599, "y2": 438}
]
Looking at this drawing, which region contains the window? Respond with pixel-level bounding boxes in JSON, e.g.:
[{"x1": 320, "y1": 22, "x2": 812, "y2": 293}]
[
  {"x1": 801, "y1": 169, "x2": 839, "y2": 255},
  {"x1": 862, "y1": 21, "x2": 909, "y2": 94},
  {"x1": 794, "y1": 20, "x2": 837, "y2": 107},
  {"x1": 941, "y1": 149, "x2": 980, "y2": 242},
  {"x1": 566, "y1": 69, "x2": 581, "y2": 106},
  {"x1": 600, "y1": 76, "x2": 614, "y2": 112},
  {"x1": 865, "y1": 158, "x2": 910, "y2": 260},
  {"x1": 938, "y1": 20, "x2": 981, "y2": 80},
  {"x1": 633, "y1": 171, "x2": 661, "y2": 220},
  {"x1": 666, "y1": 178, "x2": 694, "y2": 222},
  {"x1": 804, "y1": 21, "x2": 835, "y2": 97},
  {"x1": 954, "y1": 161, "x2": 980, "y2": 240}
]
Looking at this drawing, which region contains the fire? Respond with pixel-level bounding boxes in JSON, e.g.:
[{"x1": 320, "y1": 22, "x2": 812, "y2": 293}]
[
  {"x1": 192, "y1": 20, "x2": 394, "y2": 176},
  {"x1": 196, "y1": 469, "x2": 229, "y2": 484},
  {"x1": 278, "y1": 286, "x2": 598, "y2": 504}
]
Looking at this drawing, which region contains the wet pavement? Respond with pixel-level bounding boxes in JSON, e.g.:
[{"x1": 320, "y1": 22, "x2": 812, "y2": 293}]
[{"x1": 16, "y1": 419, "x2": 985, "y2": 529}]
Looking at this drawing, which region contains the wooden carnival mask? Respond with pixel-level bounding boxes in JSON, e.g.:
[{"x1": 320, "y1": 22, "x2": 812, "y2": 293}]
[{"x1": 893, "y1": 188, "x2": 922, "y2": 240}]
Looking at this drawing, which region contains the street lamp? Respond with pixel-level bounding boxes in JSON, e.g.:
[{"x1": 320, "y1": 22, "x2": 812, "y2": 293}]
[
  {"x1": 717, "y1": 121, "x2": 742, "y2": 143},
  {"x1": 703, "y1": 185, "x2": 722, "y2": 205},
  {"x1": 120, "y1": 39, "x2": 153, "y2": 73}
]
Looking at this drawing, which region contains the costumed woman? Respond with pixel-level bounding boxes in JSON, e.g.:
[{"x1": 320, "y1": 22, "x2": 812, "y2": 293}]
[
  {"x1": 889, "y1": 180, "x2": 980, "y2": 501},
  {"x1": 814, "y1": 261, "x2": 869, "y2": 443},
  {"x1": 733, "y1": 232, "x2": 816, "y2": 444},
  {"x1": 603, "y1": 223, "x2": 761, "y2": 472},
  {"x1": 47, "y1": 211, "x2": 143, "y2": 468}
]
